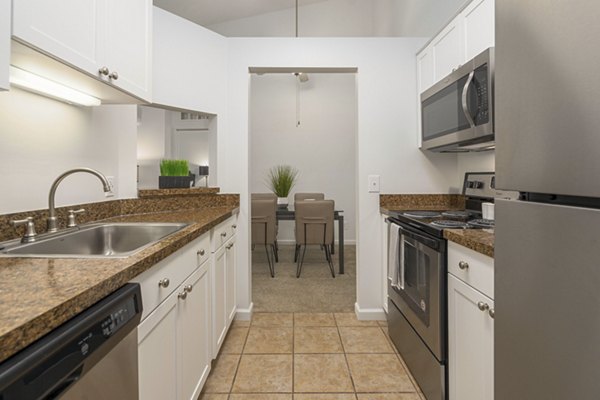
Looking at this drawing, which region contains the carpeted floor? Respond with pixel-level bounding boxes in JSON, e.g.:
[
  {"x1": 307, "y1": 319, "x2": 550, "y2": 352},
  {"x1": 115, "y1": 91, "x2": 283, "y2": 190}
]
[{"x1": 252, "y1": 244, "x2": 356, "y2": 312}]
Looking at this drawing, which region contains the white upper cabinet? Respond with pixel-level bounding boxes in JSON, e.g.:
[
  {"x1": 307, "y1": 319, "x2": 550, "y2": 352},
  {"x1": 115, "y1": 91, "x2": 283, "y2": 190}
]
[
  {"x1": 1, "y1": 0, "x2": 11, "y2": 90},
  {"x1": 432, "y1": 20, "x2": 464, "y2": 81},
  {"x1": 12, "y1": 0, "x2": 152, "y2": 101},
  {"x1": 463, "y1": 0, "x2": 495, "y2": 60},
  {"x1": 417, "y1": 0, "x2": 495, "y2": 94}
]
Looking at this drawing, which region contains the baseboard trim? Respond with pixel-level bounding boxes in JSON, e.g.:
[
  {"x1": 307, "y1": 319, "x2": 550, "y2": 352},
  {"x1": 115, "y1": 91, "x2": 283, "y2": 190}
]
[
  {"x1": 235, "y1": 302, "x2": 254, "y2": 320},
  {"x1": 354, "y1": 302, "x2": 386, "y2": 320}
]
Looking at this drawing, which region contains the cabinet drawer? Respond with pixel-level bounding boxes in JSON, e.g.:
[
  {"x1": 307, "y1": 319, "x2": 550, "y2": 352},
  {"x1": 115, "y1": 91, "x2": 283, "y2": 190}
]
[
  {"x1": 211, "y1": 215, "x2": 237, "y2": 252},
  {"x1": 448, "y1": 241, "x2": 494, "y2": 299},
  {"x1": 132, "y1": 234, "x2": 207, "y2": 320}
]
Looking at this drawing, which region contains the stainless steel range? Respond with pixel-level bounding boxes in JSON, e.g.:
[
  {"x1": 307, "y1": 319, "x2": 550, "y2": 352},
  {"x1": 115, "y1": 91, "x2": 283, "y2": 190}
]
[{"x1": 386, "y1": 172, "x2": 514, "y2": 400}]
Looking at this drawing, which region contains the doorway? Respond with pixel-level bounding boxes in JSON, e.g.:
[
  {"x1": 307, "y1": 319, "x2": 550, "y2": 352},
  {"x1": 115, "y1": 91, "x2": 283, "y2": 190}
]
[{"x1": 248, "y1": 70, "x2": 358, "y2": 312}]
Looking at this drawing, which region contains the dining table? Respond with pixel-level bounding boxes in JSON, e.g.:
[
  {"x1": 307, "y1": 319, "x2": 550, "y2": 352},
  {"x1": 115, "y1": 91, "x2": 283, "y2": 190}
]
[{"x1": 276, "y1": 206, "x2": 345, "y2": 274}]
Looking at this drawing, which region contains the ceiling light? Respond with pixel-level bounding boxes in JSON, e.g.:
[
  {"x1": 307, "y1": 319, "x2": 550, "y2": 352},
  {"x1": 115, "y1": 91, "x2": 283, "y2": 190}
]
[{"x1": 9, "y1": 66, "x2": 101, "y2": 107}]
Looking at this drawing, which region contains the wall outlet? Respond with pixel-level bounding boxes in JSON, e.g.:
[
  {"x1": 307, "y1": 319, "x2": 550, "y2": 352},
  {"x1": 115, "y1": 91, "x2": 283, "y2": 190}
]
[
  {"x1": 106, "y1": 176, "x2": 116, "y2": 197},
  {"x1": 368, "y1": 175, "x2": 380, "y2": 193}
]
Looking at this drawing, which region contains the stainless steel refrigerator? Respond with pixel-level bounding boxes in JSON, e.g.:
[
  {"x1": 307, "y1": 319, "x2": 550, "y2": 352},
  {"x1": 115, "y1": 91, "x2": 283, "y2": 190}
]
[{"x1": 495, "y1": 1, "x2": 600, "y2": 399}]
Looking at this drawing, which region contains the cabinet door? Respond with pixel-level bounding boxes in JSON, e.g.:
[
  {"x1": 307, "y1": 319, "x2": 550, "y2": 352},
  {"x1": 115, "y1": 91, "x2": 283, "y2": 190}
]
[
  {"x1": 1, "y1": 0, "x2": 10, "y2": 90},
  {"x1": 417, "y1": 45, "x2": 435, "y2": 93},
  {"x1": 212, "y1": 245, "x2": 227, "y2": 357},
  {"x1": 103, "y1": 0, "x2": 152, "y2": 100},
  {"x1": 432, "y1": 20, "x2": 464, "y2": 81},
  {"x1": 12, "y1": 0, "x2": 102, "y2": 75},
  {"x1": 225, "y1": 236, "x2": 237, "y2": 326},
  {"x1": 178, "y1": 263, "x2": 211, "y2": 400},
  {"x1": 463, "y1": 0, "x2": 495, "y2": 60},
  {"x1": 448, "y1": 274, "x2": 494, "y2": 400},
  {"x1": 138, "y1": 292, "x2": 178, "y2": 400}
]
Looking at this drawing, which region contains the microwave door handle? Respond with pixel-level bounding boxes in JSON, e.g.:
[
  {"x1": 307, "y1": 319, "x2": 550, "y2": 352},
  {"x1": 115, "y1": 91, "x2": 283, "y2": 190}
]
[{"x1": 461, "y1": 70, "x2": 476, "y2": 127}]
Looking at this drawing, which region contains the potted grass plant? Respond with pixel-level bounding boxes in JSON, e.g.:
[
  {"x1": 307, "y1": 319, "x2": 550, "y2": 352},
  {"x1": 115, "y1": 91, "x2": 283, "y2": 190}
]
[
  {"x1": 266, "y1": 165, "x2": 299, "y2": 207},
  {"x1": 159, "y1": 159, "x2": 194, "y2": 189}
]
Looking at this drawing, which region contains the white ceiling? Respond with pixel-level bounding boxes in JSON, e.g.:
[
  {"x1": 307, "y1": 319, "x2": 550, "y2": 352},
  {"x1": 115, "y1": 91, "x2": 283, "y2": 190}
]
[{"x1": 153, "y1": 0, "x2": 328, "y2": 26}]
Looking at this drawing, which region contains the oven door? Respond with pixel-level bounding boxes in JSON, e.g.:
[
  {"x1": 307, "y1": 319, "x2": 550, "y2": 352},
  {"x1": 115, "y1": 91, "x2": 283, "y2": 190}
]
[{"x1": 388, "y1": 222, "x2": 446, "y2": 361}]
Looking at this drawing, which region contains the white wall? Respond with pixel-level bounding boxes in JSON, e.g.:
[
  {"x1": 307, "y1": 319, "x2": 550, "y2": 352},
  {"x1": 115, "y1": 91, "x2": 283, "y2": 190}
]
[
  {"x1": 226, "y1": 38, "x2": 459, "y2": 318},
  {"x1": 457, "y1": 151, "x2": 495, "y2": 186},
  {"x1": 208, "y1": 0, "x2": 467, "y2": 38},
  {"x1": 0, "y1": 88, "x2": 137, "y2": 214},
  {"x1": 250, "y1": 73, "x2": 357, "y2": 242}
]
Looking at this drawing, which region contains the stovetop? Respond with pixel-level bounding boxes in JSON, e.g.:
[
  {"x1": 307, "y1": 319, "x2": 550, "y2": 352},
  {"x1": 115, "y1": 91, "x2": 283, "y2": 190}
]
[{"x1": 388, "y1": 209, "x2": 494, "y2": 238}]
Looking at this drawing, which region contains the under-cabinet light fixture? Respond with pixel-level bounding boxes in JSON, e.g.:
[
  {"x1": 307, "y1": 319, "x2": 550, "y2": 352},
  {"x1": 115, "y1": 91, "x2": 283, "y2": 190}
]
[{"x1": 9, "y1": 66, "x2": 101, "y2": 107}]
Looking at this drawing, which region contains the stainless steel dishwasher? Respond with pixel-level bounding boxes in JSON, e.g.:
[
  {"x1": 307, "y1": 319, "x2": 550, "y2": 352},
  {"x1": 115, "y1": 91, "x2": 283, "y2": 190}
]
[{"x1": 0, "y1": 283, "x2": 142, "y2": 399}]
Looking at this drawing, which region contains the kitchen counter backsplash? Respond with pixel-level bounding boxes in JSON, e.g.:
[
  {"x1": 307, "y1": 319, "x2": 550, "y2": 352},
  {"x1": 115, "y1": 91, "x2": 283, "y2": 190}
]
[
  {"x1": 380, "y1": 194, "x2": 465, "y2": 212},
  {"x1": 0, "y1": 191, "x2": 239, "y2": 242}
]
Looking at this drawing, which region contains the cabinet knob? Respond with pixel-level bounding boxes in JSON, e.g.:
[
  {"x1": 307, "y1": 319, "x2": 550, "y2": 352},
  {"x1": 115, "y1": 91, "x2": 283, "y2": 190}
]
[
  {"x1": 221, "y1": 232, "x2": 227, "y2": 237},
  {"x1": 458, "y1": 261, "x2": 469, "y2": 270},
  {"x1": 477, "y1": 301, "x2": 490, "y2": 311},
  {"x1": 197, "y1": 249, "x2": 205, "y2": 256},
  {"x1": 184, "y1": 284, "x2": 193, "y2": 293},
  {"x1": 109, "y1": 71, "x2": 119, "y2": 80},
  {"x1": 98, "y1": 66, "x2": 109, "y2": 76},
  {"x1": 232, "y1": 224, "x2": 237, "y2": 229},
  {"x1": 226, "y1": 243, "x2": 233, "y2": 250},
  {"x1": 158, "y1": 278, "x2": 170, "y2": 288},
  {"x1": 178, "y1": 291, "x2": 187, "y2": 300},
  {"x1": 488, "y1": 308, "x2": 495, "y2": 319}
]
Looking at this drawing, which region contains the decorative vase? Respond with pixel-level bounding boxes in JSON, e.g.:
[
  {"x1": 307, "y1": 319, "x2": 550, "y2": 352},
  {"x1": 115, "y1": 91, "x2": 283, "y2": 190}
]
[{"x1": 277, "y1": 197, "x2": 288, "y2": 209}]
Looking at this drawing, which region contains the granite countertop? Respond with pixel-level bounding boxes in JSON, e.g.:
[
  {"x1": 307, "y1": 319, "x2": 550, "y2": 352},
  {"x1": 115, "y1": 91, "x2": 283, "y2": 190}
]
[
  {"x1": 379, "y1": 194, "x2": 465, "y2": 215},
  {"x1": 444, "y1": 229, "x2": 494, "y2": 258},
  {"x1": 0, "y1": 205, "x2": 238, "y2": 364}
]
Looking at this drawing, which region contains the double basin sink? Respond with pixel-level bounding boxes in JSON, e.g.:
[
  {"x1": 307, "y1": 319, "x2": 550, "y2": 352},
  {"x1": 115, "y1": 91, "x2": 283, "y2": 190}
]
[{"x1": 0, "y1": 222, "x2": 189, "y2": 258}]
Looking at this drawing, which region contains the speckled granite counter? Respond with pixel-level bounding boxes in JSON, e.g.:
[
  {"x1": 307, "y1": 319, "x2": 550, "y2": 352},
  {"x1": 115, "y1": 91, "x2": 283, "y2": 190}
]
[
  {"x1": 380, "y1": 194, "x2": 465, "y2": 214},
  {"x1": 444, "y1": 229, "x2": 494, "y2": 258},
  {"x1": 138, "y1": 187, "x2": 220, "y2": 198},
  {"x1": 0, "y1": 205, "x2": 238, "y2": 364}
]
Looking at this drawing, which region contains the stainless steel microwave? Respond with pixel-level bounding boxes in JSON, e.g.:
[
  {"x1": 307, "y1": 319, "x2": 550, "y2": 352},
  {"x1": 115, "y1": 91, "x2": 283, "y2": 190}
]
[{"x1": 421, "y1": 48, "x2": 494, "y2": 152}]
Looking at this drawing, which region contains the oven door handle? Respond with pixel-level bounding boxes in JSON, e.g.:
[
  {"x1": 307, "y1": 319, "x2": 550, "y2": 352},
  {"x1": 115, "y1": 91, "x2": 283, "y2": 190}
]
[
  {"x1": 462, "y1": 70, "x2": 476, "y2": 128},
  {"x1": 396, "y1": 225, "x2": 440, "y2": 250}
]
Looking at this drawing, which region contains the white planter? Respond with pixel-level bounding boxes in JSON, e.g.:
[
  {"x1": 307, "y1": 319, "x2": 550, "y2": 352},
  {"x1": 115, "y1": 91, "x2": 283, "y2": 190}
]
[{"x1": 277, "y1": 197, "x2": 288, "y2": 208}]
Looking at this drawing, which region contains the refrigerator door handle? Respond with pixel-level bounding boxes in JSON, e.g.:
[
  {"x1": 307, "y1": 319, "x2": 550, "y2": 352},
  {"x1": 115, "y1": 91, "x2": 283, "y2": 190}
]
[{"x1": 462, "y1": 70, "x2": 476, "y2": 128}]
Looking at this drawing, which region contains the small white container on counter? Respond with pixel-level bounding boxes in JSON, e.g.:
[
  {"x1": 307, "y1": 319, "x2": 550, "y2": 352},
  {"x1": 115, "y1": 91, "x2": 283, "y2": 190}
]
[{"x1": 482, "y1": 202, "x2": 495, "y2": 220}]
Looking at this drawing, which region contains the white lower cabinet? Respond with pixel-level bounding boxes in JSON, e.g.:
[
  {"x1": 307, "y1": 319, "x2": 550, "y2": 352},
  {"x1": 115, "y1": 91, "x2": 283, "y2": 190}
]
[
  {"x1": 210, "y1": 215, "x2": 238, "y2": 357},
  {"x1": 448, "y1": 243, "x2": 495, "y2": 400},
  {"x1": 136, "y1": 234, "x2": 212, "y2": 400}
]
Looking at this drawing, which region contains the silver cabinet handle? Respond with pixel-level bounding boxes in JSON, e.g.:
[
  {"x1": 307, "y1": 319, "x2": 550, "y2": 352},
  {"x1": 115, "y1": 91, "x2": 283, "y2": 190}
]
[
  {"x1": 99, "y1": 66, "x2": 109, "y2": 76},
  {"x1": 178, "y1": 291, "x2": 187, "y2": 300},
  {"x1": 184, "y1": 284, "x2": 193, "y2": 293},
  {"x1": 158, "y1": 278, "x2": 170, "y2": 288},
  {"x1": 458, "y1": 261, "x2": 469, "y2": 270},
  {"x1": 477, "y1": 301, "x2": 489, "y2": 311},
  {"x1": 221, "y1": 232, "x2": 227, "y2": 237},
  {"x1": 197, "y1": 249, "x2": 205, "y2": 256},
  {"x1": 109, "y1": 71, "x2": 119, "y2": 80},
  {"x1": 488, "y1": 308, "x2": 495, "y2": 319}
]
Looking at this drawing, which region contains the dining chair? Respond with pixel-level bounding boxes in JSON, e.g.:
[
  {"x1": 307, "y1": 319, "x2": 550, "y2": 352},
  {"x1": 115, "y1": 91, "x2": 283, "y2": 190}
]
[
  {"x1": 294, "y1": 193, "x2": 325, "y2": 203},
  {"x1": 251, "y1": 198, "x2": 277, "y2": 277},
  {"x1": 294, "y1": 199, "x2": 335, "y2": 278},
  {"x1": 251, "y1": 193, "x2": 279, "y2": 261}
]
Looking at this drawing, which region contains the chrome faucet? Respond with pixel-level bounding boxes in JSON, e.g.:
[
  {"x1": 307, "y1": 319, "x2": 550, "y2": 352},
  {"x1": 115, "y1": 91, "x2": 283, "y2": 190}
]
[{"x1": 47, "y1": 168, "x2": 111, "y2": 233}]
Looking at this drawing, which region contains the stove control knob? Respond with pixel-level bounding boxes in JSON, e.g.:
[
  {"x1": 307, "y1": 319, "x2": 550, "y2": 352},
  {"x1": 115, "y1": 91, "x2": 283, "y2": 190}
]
[
  {"x1": 474, "y1": 181, "x2": 484, "y2": 189},
  {"x1": 466, "y1": 181, "x2": 475, "y2": 188}
]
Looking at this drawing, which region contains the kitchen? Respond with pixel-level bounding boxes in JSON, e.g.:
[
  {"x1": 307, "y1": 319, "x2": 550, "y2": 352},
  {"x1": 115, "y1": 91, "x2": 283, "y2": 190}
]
[{"x1": 0, "y1": 0, "x2": 596, "y2": 399}]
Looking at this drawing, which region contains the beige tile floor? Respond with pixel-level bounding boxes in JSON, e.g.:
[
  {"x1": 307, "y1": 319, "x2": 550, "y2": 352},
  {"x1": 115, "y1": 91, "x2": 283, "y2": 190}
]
[{"x1": 200, "y1": 313, "x2": 426, "y2": 400}]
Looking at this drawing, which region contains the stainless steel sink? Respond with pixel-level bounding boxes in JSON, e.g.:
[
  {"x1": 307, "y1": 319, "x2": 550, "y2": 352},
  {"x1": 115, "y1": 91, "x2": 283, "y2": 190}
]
[{"x1": 0, "y1": 222, "x2": 189, "y2": 258}]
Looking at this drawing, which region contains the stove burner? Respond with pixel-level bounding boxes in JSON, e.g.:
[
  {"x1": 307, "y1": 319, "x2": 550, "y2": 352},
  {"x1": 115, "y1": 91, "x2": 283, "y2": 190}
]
[
  {"x1": 442, "y1": 210, "x2": 472, "y2": 218},
  {"x1": 403, "y1": 211, "x2": 442, "y2": 218},
  {"x1": 430, "y1": 220, "x2": 469, "y2": 228},
  {"x1": 468, "y1": 219, "x2": 495, "y2": 228}
]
